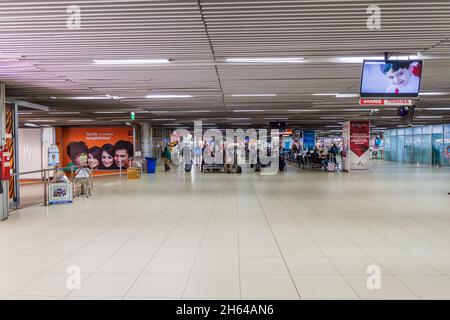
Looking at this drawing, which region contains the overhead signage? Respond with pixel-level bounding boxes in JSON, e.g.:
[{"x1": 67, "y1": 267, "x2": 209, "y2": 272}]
[{"x1": 359, "y1": 98, "x2": 414, "y2": 106}]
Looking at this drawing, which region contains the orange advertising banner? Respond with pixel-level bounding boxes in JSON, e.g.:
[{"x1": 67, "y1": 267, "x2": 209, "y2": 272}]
[{"x1": 60, "y1": 127, "x2": 134, "y2": 170}]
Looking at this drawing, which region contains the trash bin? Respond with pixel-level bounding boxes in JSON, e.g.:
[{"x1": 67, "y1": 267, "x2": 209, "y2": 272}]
[{"x1": 145, "y1": 157, "x2": 157, "y2": 174}]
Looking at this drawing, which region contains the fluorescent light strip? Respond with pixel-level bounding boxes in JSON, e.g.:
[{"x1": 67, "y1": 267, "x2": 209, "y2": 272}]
[
  {"x1": 336, "y1": 94, "x2": 359, "y2": 98},
  {"x1": 312, "y1": 93, "x2": 339, "y2": 96},
  {"x1": 94, "y1": 111, "x2": 127, "y2": 114},
  {"x1": 416, "y1": 116, "x2": 443, "y2": 119},
  {"x1": 231, "y1": 94, "x2": 277, "y2": 97},
  {"x1": 93, "y1": 59, "x2": 170, "y2": 65},
  {"x1": 146, "y1": 94, "x2": 192, "y2": 99},
  {"x1": 226, "y1": 57, "x2": 303, "y2": 63},
  {"x1": 68, "y1": 119, "x2": 94, "y2": 122},
  {"x1": 66, "y1": 96, "x2": 121, "y2": 100},
  {"x1": 28, "y1": 119, "x2": 56, "y2": 122},
  {"x1": 336, "y1": 55, "x2": 421, "y2": 63},
  {"x1": 49, "y1": 112, "x2": 80, "y2": 115},
  {"x1": 418, "y1": 108, "x2": 450, "y2": 111},
  {"x1": 233, "y1": 110, "x2": 265, "y2": 112},
  {"x1": 419, "y1": 92, "x2": 449, "y2": 96},
  {"x1": 24, "y1": 123, "x2": 40, "y2": 127}
]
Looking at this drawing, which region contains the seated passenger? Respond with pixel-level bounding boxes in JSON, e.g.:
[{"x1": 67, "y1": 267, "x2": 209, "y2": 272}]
[{"x1": 319, "y1": 151, "x2": 329, "y2": 171}]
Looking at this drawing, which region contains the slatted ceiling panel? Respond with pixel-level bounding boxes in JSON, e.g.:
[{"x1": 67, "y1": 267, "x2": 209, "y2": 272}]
[{"x1": 1, "y1": 0, "x2": 450, "y2": 128}]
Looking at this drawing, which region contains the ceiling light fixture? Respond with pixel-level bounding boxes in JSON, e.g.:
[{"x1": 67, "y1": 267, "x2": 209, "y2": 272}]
[
  {"x1": 93, "y1": 59, "x2": 170, "y2": 65},
  {"x1": 336, "y1": 94, "x2": 359, "y2": 98},
  {"x1": 419, "y1": 92, "x2": 449, "y2": 96},
  {"x1": 415, "y1": 116, "x2": 443, "y2": 119},
  {"x1": 146, "y1": 94, "x2": 192, "y2": 99},
  {"x1": 233, "y1": 110, "x2": 265, "y2": 112},
  {"x1": 225, "y1": 57, "x2": 304, "y2": 63},
  {"x1": 24, "y1": 123, "x2": 40, "y2": 127},
  {"x1": 68, "y1": 119, "x2": 95, "y2": 122},
  {"x1": 231, "y1": 94, "x2": 277, "y2": 97},
  {"x1": 66, "y1": 96, "x2": 121, "y2": 100}
]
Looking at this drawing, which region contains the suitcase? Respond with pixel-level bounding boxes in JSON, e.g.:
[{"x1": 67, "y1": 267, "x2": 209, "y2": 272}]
[
  {"x1": 255, "y1": 163, "x2": 261, "y2": 172},
  {"x1": 327, "y1": 162, "x2": 335, "y2": 172},
  {"x1": 236, "y1": 166, "x2": 242, "y2": 174},
  {"x1": 185, "y1": 164, "x2": 192, "y2": 172}
]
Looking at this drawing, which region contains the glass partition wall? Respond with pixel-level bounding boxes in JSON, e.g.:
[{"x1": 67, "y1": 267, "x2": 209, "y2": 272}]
[{"x1": 384, "y1": 124, "x2": 450, "y2": 166}]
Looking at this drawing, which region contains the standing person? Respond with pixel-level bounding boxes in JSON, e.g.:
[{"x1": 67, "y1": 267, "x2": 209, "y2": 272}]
[
  {"x1": 329, "y1": 143, "x2": 338, "y2": 164},
  {"x1": 194, "y1": 144, "x2": 202, "y2": 166},
  {"x1": 161, "y1": 146, "x2": 172, "y2": 172}
]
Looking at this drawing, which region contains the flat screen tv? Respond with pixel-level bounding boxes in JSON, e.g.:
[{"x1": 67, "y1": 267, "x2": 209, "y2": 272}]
[{"x1": 360, "y1": 60, "x2": 423, "y2": 98}]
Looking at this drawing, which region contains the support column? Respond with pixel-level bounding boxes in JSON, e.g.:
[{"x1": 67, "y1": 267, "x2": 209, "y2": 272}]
[
  {"x1": 0, "y1": 83, "x2": 9, "y2": 221},
  {"x1": 141, "y1": 123, "x2": 152, "y2": 157}
]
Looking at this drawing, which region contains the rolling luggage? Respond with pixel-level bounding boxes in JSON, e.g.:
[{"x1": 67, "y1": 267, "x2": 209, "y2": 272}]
[
  {"x1": 255, "y1": 163, "x2": 261, "y2": 172},
  {"x1": 327, "y1": 162, "x2": 335, "y2": 172},
  {"x1": 185, "y1": 163, "x2": 192, "y2": 172},
  {"x1": 236, "y1": 166, "x2": 242, "y2": 174}
]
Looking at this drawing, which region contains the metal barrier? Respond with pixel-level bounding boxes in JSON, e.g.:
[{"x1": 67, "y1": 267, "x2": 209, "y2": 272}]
[{"x1": 12, "y1": 166, "x2": 88, "y2": 207}]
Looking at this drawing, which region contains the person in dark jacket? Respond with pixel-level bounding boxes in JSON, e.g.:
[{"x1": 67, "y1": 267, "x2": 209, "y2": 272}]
[{"x1": 162, "y1": 147, "x2": 172, "y2": 171}]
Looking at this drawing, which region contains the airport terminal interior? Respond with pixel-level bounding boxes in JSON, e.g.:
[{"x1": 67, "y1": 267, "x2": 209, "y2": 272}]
[{"x1": 1, "y1": 0, "x2": 450, "y2": 300}]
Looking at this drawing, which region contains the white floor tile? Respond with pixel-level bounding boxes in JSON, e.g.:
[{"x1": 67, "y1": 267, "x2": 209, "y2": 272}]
[
  {"x1": 292, "y1": 275, "x2": 360, "y2": 299},
  {"x1": 144, "y1": 257, "x2": 195, "y2": 274},
  {"x1": 240, "y1": 257, "x2": 288, "y2": 275},
  {"x1": 126, "y1": 274, "x2": 189, "y2": 298},
  {"x1": 69, "y1": 274, "x2": 138, "y2": 298},
  {"x1": 183, "y1": 275, "x2": 240, "y2": 298},
  {"x1": 345, "y1": 275, "x2": 419, "y2": 300},
  {"x1": 241, "y1": 275, "x2": 299, "y2": 299},
  {"x1": 191, "y1": 257, "x2": 239, "y2": 274}
]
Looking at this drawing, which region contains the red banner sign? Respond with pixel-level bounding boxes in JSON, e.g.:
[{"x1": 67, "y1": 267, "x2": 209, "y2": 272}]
[
  {"x1": 359, "y1": 98, "x2": 414, "y2": 106},
  {"x1": 350, "y1": 121, "x2": 370, "y2": 157}
]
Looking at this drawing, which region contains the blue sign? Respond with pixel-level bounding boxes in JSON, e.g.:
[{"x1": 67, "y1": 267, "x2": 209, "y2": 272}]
[{"x1": 303, "y1": 131, "x2": 316, "y2": 151}]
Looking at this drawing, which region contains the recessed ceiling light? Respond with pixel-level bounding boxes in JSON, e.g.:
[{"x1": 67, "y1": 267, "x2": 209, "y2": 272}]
[
  {"x1": 225, "y1": 57, "x2": 304, "y2": 63},
  {"x1": 146, "y1": 94, "x2": 192, "y2": 99},
  {"x1": 231, "y1": 94, "x2": 277, "y2": 97},
  {"x1": 93, "y1": 59, "x2": 170, "y2": 65}
]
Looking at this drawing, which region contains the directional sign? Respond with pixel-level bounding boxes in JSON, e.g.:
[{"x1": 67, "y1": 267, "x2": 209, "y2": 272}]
[{"x1": 359, "y1": 99, "x2": 414, "y2": 106}]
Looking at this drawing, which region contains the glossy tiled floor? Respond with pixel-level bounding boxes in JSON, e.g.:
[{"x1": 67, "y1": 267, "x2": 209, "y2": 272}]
[{"x1": 1, "y1": 162, "x2": 450, "y2": 300}]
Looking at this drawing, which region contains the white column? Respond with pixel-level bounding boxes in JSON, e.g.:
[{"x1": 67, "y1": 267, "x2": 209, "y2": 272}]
[{"x1": 141, "y1": 123, "x2": 152, "y2": 157}]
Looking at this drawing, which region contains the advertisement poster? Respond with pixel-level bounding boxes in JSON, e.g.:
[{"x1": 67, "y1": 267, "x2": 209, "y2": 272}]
[
  {"x1": 48, "y1": 183, "x2": 73, "y2": 205},
  {"x1": 350, "y1": 121, "x2": 370, "y2": 170},
  {"x1": 48, "y1": 144, "x2": 60, "y2": 167},
  {"x1": 302, "y1": 131, "x2": 316, "y2": 151},
  {"x1": 360, "y1": 60, "x2": 422, "y2": 97},
  {"x1": 60, "y1": 127, "x2": 134, "y2": 170}
]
